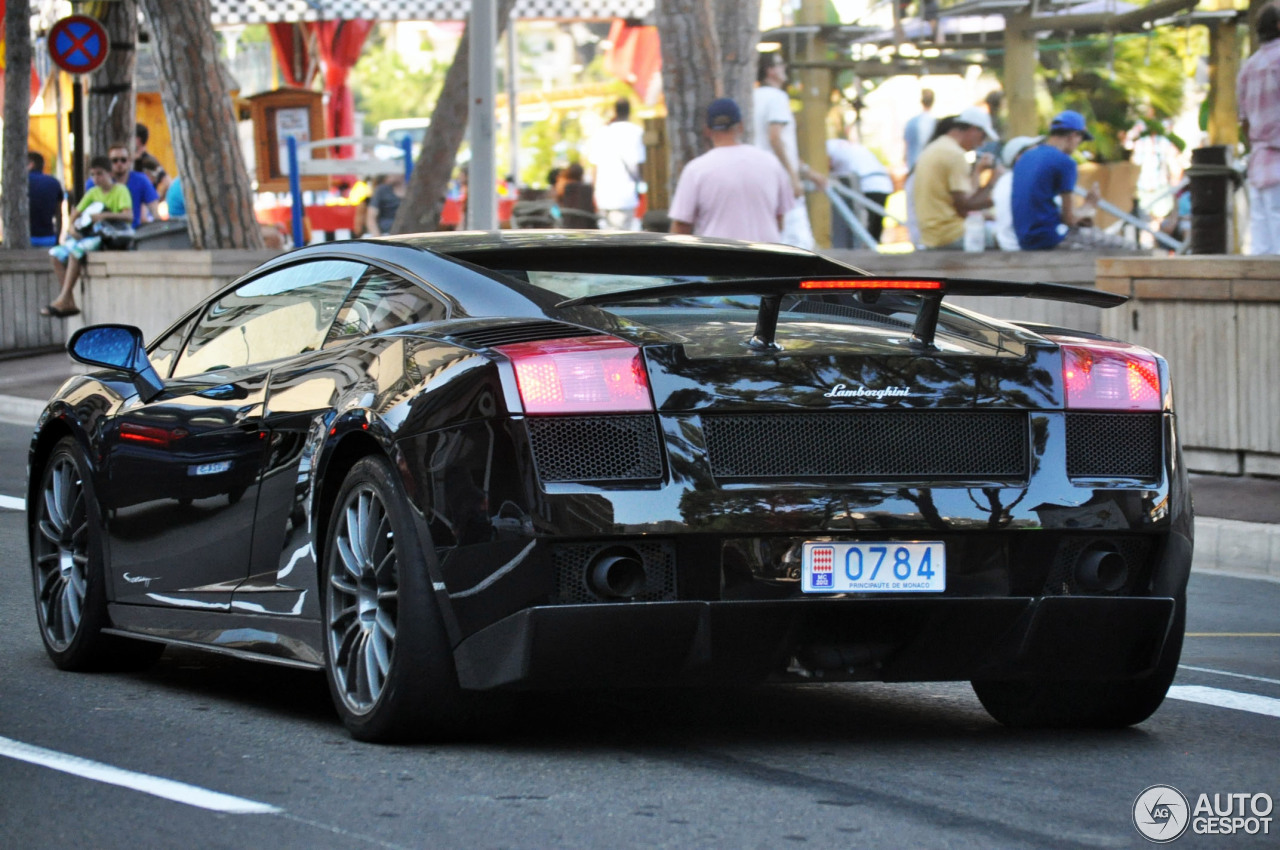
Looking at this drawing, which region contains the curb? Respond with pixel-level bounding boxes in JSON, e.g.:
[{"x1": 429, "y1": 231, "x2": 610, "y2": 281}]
[
  {"x1": 0, "y1": 394, "x2": 46, "y2": 428},
  {"x1": 1193, "y1": 517, "x2": 1280, "y2": 583}
]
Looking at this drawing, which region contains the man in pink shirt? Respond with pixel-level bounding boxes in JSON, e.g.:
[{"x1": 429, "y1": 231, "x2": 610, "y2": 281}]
[
  {"x1": 669, "y1": 98, "x2": 795, "y2": 243},
  {"x1": 1238, "y1": 4, "x2": 1280, "y2": 254}
]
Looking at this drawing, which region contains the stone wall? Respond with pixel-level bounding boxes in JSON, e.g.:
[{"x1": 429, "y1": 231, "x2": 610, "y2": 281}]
[{"x1": 0, "y1": 250, "x2": 65, "y2": 354}]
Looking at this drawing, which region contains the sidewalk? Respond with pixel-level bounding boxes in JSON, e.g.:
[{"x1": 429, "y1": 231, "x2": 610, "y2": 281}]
[{"x1": 0, "y1": 349, "x2": 1276, "y2": 581}]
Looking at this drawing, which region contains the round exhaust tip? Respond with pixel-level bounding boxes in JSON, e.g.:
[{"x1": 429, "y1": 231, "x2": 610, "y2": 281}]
[
  {"x1": 1074, "y1": 544, "x2": 1129, "y2": 592},
  {"x1": 588, "y1": 548, "x2": 647, "y2": 599}
]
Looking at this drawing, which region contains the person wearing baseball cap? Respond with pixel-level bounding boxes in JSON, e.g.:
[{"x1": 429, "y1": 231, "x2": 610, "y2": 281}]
[
  {"x1": 991, "y1": 136, "x2": 1042, "y2": 250},
  {"x1": 668, "y1": 98, "x2": 796, "y2": 242},
  {"x1": 1010, "y1": 109, "x2": 1138, "y2": 251},
  {"x1": 912, "y1": 105, "x2": 1002, "y2": 249}
]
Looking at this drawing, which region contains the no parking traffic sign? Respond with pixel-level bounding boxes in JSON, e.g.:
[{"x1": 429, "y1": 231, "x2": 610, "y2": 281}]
[{"x1": 47, "y1": 15, "x2": 110, "y2": 76}]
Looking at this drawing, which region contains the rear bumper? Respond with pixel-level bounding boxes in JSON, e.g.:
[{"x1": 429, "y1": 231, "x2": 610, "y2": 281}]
[{"x1": 452, "y1": 595, "x2": 1176, "y2": 691}]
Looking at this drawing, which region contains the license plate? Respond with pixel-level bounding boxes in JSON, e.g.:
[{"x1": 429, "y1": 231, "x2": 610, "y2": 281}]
[{"x1": 802, "y1": 542, "x2": 946, "y2": 593}]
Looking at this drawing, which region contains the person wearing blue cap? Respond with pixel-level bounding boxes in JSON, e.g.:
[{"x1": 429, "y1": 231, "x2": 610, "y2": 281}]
[
  {"x1": 669, "y1": 98, "x2": 795, "y2": 243},
  {"x1": 1011, "y1": 110, "x2": 1137, "y2": 251}
]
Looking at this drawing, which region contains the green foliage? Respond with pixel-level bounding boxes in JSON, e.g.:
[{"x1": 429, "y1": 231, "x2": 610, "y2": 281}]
[
  {"x1": 350, "y1": 37, "x2": 446, "y2": 135},
  {"x1": 1036, "y1": 30, "x2": 1187, "y2": 162}
]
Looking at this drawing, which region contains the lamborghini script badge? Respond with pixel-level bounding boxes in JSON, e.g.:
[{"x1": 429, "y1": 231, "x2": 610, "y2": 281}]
[{"x1": 823, "y1": 384, "x2": 914, "y2": 400}]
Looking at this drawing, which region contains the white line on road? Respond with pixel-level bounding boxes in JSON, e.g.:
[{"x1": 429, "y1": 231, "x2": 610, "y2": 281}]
[
  {"x1": 0, "y1": 494, "x2": 24, "y2": 511},
  {"x1": 1179, "y1": 664, "x2": 1280, "y2": 687},
  {"x1": 1166, "y1": 686, "x2": 1280, "y2": 719},
  {"x1": 0, "y1": 735, "x2": 281, "y2": 814}
]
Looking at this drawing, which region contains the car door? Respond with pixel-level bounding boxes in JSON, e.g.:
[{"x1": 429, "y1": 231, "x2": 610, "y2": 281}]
[
  {"x1": 104, "y1": 260, "x2": 364, "y2": 608},
  {"x1": 235, "y1": 265, "x2": 450, "y2": 619}
]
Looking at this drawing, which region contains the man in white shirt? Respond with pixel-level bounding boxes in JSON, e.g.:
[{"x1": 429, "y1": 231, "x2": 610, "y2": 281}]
[
  {"x1": 586, "y1": 98, "x2": 647, "y2": 230},
  {"x1": 753, "y1": 52, "x2": 824, "y2": 250},
  {"x1": 827, "y1": 130, "x2": 894, "y2": 247}
]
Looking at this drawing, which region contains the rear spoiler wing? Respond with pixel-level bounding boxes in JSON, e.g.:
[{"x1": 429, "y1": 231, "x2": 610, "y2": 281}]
[{"x1": 557, "y1": 275, "x2": 1126, "y2": 350}]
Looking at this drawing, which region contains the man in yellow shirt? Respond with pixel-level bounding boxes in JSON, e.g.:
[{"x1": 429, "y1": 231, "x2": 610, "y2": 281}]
[
  {"x1": 913, "y1": 106, "x2": 1001, "y2": 250},
  {"x1": 43, "y1": 155, "x2": 132, "y2": 318}
]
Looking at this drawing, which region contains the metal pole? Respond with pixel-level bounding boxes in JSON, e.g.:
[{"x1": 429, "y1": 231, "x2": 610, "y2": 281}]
[
  {"x1": 288, "y1": 135, "x2": 305, "y2": 247},
  {"x1": 468, "y1": 0, "x2": 497, "y2": 230},
  {"x1": 506, "y1": 8, "x2": 519, "y2": 190},
  {"x1": 401, "y1": 135, "x2": 413, "y2": 182},
  {"x1": 825, "y1": 185, "x2": 878, "y2": 250}
]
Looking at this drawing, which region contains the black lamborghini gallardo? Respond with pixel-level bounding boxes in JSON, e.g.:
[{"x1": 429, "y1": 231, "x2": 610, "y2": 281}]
[{"x1": 29, "y1": 232, "x2": 1192, "y2": 741}]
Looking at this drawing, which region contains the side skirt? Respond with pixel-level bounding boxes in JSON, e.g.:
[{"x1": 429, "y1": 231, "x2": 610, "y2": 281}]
[{"x1": 105, "y1": 603, "x2": 325, "y2": 669}]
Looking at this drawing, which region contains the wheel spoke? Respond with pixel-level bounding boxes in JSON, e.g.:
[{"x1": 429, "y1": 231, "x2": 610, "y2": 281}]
[
  {"x1": 37, "y1": 519, "x2": 61, "y2": 546},
  {"x1": 374, "y1": 607, "x2": 396, "y2": 641},
  {"x1": 60, "y1": 580, "x2": 79, "y2": 634},
  {"x1": 335, "y1": 534, "x2": 362, "y2": 583},
  {"x1": 355, "y1": 495, "x2": 371, "y2": 564},
  {"x1": 329, "y1": 573, "x2": 358, "y2": 596},
  {"x1": 364, "y1": 631, "x2": 384, "y2": 696}
]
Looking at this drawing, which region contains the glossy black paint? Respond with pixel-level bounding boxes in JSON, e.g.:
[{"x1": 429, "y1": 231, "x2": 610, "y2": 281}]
[{"x1": 31, "y1": 232, "x2": 1193, "y2": 687}]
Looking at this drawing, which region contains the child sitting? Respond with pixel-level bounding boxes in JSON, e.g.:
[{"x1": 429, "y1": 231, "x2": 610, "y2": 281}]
[{"x1": 43, "y1": 155, "x2": 132, "y2": 318}]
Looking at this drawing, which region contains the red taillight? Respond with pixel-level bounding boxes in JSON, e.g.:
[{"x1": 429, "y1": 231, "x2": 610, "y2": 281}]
[
  {"x1": 119, "y1": 422, "x2": 181, "y2": 446},
  {"x1": 496, "y1": 336, "x2": 653, "y2": 414},
  {"x1": 1060, "y1": 343, "x2": 1161, "y2": 411},
  {"x1": 799, "y1": 279, "x2": 943, "y2": 291}
]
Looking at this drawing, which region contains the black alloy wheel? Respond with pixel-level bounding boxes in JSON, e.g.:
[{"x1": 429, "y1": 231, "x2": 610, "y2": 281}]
[
  {"x1": 31, "y1": 437, "x2": 162, "y2": 670},
  {"x1": 322, "y1": 454, "x2": 468, "y2": 742}
]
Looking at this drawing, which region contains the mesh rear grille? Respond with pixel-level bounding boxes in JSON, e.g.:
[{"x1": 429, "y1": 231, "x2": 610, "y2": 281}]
[
  {"x1": 702, "y1": 411, "x2": 1027, "y2": 480},
  {"x1": 528, "y1": 415, "x2": 663, "y2": 482},
  {"x1": 448, "y1": 321, "x2": 600, "y2": 349},
  {"x1": 1066, "y1": 413, "x2": 1162, "y2": 479},
  {"x1": 552, "y1": 541, "x2": 677, "y2": 604}
]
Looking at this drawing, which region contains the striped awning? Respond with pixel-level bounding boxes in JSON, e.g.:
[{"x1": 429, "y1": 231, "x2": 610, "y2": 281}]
[{"x1": 209, "y1": 0, "x2": 656, "y2": 25}]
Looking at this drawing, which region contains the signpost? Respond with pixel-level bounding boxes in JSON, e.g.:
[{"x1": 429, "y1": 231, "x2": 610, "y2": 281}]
[
  {"x1": 47, "y1": 15, "x2": 110, "y2": 76},
  {"x1": 47, "y1": 15, "x2": 110, "y2": 205}
]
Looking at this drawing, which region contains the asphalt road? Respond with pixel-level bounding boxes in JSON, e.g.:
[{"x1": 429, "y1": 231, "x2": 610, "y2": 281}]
[{"x1": 1, "y1": 420, "x2": 1277, "y2": 850}]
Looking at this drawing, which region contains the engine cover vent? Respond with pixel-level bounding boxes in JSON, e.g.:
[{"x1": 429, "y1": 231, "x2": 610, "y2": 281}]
[
  {"x1": 449, "y1": 321, "x2": 601, "y2": 349},
  {"x1": 702, "y1": 411, "x2": 1028, "y2": 480}
]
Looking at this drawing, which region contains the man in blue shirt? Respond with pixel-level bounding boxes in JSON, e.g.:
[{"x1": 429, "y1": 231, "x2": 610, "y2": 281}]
[
  {"x1": 87, "y1": 142, "x2": 159, "y2": 228},
  {"x1": 27, "y1": 152, "x2": 64, "y2": 247},
  {"x1": 1012, "y1": 111, "x2": 1137, "y2": 251}
]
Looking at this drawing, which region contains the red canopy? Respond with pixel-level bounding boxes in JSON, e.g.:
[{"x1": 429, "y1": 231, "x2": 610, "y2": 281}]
[{"x1": 269, "y1": 19, "x2": 374, "y2": 159}]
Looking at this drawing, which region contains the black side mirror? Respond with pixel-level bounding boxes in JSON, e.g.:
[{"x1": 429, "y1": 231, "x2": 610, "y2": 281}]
[{"x1": 67, "y1": 324, "x2": 164, "y2": 402}]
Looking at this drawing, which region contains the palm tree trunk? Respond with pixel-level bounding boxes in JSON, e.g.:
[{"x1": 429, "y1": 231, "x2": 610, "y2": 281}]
[
  {"x1": 138, "y1": 0, "x2": 263, "y2": 249},
  {"x1": 2, "y1": 0, "x2": 33, "y2": 249}
]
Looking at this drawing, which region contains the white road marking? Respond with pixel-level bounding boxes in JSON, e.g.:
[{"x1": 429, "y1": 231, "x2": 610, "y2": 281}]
[
  {"x1": 1179, "y1": 664, "x2": 1280, "y2": 687},
  {"x1": 0, "y1": 735, "x2": 281, "y2": 814},
  {"x1": 1166, "y1": 686, "x2": 1280, "y2": 719},
  {"x1": 0, "y1": 494, "x2": 24, "y2": 511}
]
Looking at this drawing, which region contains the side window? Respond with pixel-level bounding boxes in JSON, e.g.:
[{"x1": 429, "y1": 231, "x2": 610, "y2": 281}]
[
  {"x1": 171, "y1": 260, "x2": 365, "y2": 378},
  {"x1": 147, "y1": 314, "x2": 197, "y2": 379},
  {"x1": 325, "y1": 267, "x2": 447, "y2": 345}
]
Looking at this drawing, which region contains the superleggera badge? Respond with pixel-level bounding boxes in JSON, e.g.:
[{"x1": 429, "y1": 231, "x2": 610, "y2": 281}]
[{"x1": 823, "y1": 384, "x2": 914, "y2": 400}]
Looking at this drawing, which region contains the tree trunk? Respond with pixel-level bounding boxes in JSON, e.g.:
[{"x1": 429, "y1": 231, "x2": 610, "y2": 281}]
[
  {"x1": 654, "y1": 0, "x2": 761, "y2": 199},
  {"x1": 138, "y1": 0, "x2": 262, "y2": 249},
  {"x1": 391, "y1": 0, "x2": 517, "y2": 234},
  {"x1": 2, "y1": 0, "x2": 33, "y2": 249},
  {"x1": 88, "y1": 0, "x2": 137, "y2": 155}
]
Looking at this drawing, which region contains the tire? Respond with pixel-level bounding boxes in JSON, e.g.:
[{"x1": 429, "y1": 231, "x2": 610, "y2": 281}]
[
  {"x1": 30, "y1": 437, "x2": 163, "y2": 671},
  {"x1": 321, "y1": 454, "x2": 469, "y2": 742},
  {"x1": 972, "y1": 595, "x2": 1185, "y2": 729}
]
